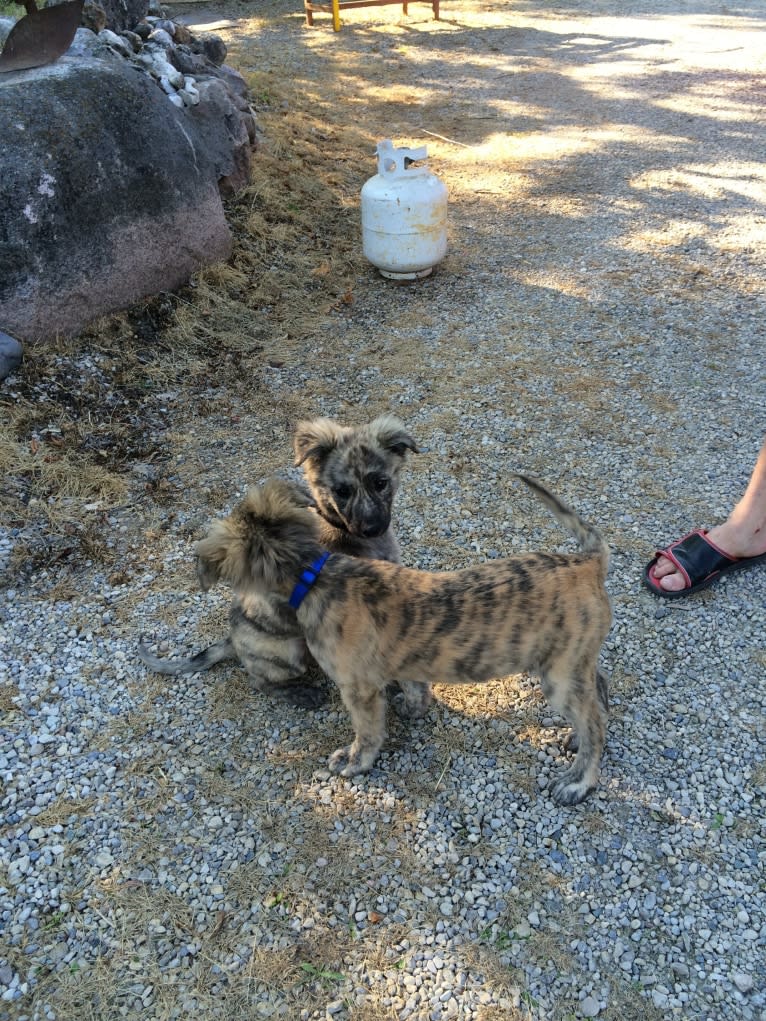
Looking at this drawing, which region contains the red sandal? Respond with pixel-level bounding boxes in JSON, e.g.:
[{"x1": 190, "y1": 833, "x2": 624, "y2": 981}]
[{"x1": 642, "y1": 529, "x2": 766, "y2": 599}]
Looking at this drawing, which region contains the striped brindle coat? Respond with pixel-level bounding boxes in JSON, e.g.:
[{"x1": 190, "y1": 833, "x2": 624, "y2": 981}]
[{"x1": 195, "y1": 476, "x2": 613, "y2": 806}]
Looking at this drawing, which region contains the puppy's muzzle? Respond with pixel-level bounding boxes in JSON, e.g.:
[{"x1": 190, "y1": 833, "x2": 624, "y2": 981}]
[{"x1": 353, "y1": 511, "x2": 391, "y2": 539}]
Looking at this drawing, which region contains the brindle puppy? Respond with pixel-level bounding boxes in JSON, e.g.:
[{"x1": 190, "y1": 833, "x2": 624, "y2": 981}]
[
  {"x1": 293, "y1": 414, "x2": 414, "y2": 562},
  {"x1": 195, "y1": 476, "x2": 613, "y2": 806},
  {"x1": 138, "y1": 414, "x2": 419, "y2": 708}
]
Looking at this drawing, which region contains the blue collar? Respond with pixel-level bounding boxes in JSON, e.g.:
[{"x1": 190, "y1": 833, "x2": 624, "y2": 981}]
[{"x1": 289, "y1": 551, "x2": 331, "y2": 610}]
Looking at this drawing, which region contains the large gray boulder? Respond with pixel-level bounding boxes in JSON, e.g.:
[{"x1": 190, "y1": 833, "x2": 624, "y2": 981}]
[{"x1": 0, "y1": 56, "x2": 235, "y2": 343}]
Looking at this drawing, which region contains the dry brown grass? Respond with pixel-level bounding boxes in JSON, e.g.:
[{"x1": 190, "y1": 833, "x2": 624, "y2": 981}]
[
  {"x1": 477, "y1": 1010, "x2": 525, "y2": 1021},
  {"x1": 13, "y1": 794, "x2": 98, "y2": 834},
  {"x1": 0, "y1": 679, "x2": 20, "y2": 713}
]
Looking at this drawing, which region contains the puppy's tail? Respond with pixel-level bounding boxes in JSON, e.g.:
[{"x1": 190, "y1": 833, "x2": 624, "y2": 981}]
[
  {"x1": 137, "y1": 635, "x2": 235, "y2": 675},
  {"x1": 515, "y1": 474, "x2": 610, "y2": 577}
]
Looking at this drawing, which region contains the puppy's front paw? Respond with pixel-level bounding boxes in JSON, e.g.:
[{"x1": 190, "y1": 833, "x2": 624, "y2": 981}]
[
  {"x1": 327, "y1": 745, "x2": 369, "y2": 777},
  {"x1": 562, "y1": 730, "x2": 579, "y2": 754},
  {"x1": 550, "y1": 769, "x2": 596, "y2": 807},
  {"x1": 328, "y1": 746, "x2": 351, "y2": 775}
]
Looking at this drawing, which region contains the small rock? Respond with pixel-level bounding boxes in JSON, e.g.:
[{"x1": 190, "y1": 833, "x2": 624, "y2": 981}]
[
  {"x1": 191, "y1": 33, "x2": 227, "y2": 67},
  {"x1": 148, "y1": 28, "x2": 174, "y2": 49},
  {"x1": 179, "y1": 81, "x2": 200, "y2": 107},
  {"x1": 170, "y1": 44, "x2": 211, "y2": 77},
  {"x1": 121, "y1": 30, "x2": 143, "y2": 52},
  {"x1": 732, "y1": 972, "x2": 753, "y2": 994},
  {"x1": 580, "y1": 995, "x2": 601, "y2": 1017},
  {"x1": 98, "y1": 28, "x2": 133, "y2": 58},
  {"x1": 0, "y1": 330, "x2": 22, "y2": 381},
  {"x1": 66, "y1": 26, "x2": 99, "y2": 56},
  {"x1": 81, "y1": 2, "x2": 107, "y2": 33}
]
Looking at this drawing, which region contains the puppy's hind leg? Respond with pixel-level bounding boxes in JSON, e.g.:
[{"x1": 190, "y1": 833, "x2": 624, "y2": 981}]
[
  {"x1": 544, "y1": 663, "x2": 607, "y2": 806},
  {"x1": 260, "y1": 678, "x2": 327, "y2": 709},
  {"x1": 392, "y1": 679, "x2": 433, "y2": 720},
  {"x1": 328, "y1": 677, "x2": 387, "y2": 778},
  {"x1": 237, "y1": 641, "x2": 325, "y2": 710},
  {"x1": 562, "y1": 668, "x2": 609, "y2": 754}
]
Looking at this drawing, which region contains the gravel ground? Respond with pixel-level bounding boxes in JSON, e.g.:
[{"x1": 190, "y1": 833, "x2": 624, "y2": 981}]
[{"x1": 2, "y1": 1, "x2": 766, "y2": 1019}]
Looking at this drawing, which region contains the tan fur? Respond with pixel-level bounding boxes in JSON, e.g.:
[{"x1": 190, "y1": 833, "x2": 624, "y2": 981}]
[
  {"x1": 196, "y1": 476, "x2": 613, "y2": 805},
  {"x1": 138, "y1": 417, "x2": 419, "y2": 710}
]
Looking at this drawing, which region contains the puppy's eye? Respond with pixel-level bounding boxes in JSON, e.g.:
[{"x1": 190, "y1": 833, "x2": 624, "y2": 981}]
[
  {"x1": 371, "y1": 476, "x2": 388, "y2": 492},
  {"x1": 336, "y1": 485, "x2": 353, "y2": 501}
]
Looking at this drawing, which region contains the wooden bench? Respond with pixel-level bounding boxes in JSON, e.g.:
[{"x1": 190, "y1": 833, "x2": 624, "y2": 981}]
[{"x1": 304, "y1": 0, "x2": 440, "y2": 31}]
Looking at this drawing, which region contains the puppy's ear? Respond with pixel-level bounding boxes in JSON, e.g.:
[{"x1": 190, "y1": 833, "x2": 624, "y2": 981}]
[
  {"x1": 279, "y1": 479, "x2": 317, "y2": 509},
  {"x1": 196, "y1": 553, "x2": 220, "y2": 591},
  {"x1": 195, "y1": 518, "x2": 247, "y2": 591},
  {"x1": 369, "y1": 415, "x2": 419, "y2": 457},
  {"x1": 293, "y1": 418, "x2": 344, "y2": 467}
]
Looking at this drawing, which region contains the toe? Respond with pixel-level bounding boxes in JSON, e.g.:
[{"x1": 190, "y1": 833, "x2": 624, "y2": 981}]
[
  {"x1": 658, "y1": 570, "x2": 686, "y2": 592},
  {"x1": 651, "y1": 554, "x2": 675, "y2": 578},
  {"x1": 328, "y1": 748, "x2": 349, "y2": 773},
  {"x1": 648, "y1": 554, "x2": 687, "y2": 592}
]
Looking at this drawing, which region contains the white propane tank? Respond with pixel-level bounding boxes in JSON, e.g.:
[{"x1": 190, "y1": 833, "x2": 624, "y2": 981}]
[{"x1": 361, "y1": 139, "x2": 448, "y2": 280}]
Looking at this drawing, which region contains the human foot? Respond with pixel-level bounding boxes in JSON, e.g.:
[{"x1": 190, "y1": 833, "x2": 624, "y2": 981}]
[
  {"x1": 643, "y1": 524, "x2": 766, "y2": 598},
  {"x1": 652, "y1": 521, "x2": 766, "y2": 592}
]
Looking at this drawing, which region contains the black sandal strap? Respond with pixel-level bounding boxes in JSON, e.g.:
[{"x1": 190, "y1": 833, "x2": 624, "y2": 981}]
[{"x1": 662, "y1": 531, "x2": 736, "y2": 587}]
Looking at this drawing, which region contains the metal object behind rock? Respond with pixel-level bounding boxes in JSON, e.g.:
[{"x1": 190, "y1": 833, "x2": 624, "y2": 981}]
[{"x1": 0, "y1": 0, "x2": 84, "y2": 74}]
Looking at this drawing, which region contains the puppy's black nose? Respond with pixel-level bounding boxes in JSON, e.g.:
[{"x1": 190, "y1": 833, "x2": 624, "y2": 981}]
[{"x1": 360, "y1": 517, "x2": 389, "y2": 538}]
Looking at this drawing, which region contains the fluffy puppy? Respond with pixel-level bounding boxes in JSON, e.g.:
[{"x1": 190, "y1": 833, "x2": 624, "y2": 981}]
[
  {"x1": 293, "y1": 413, "x2": 417, "y2": 562},
  {"x1": 138, "y1": 415, "x2": 418, "y2": 708},
  {"x1": 195, "y1": 476, "x2": 612, "y2": 806}
]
